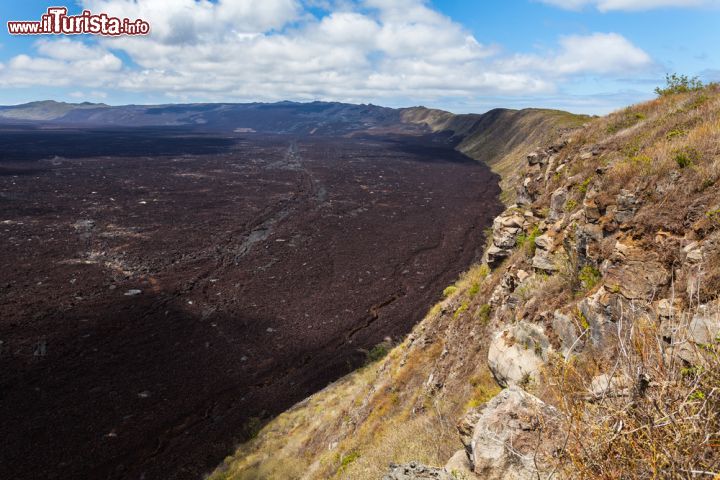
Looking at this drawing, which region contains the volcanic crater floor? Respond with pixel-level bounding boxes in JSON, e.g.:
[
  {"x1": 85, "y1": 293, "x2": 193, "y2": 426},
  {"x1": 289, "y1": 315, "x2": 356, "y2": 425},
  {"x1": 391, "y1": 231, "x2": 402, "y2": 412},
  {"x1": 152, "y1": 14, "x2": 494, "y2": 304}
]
[{"x1": 0, "y1": 130, "x2": 502, "y2": 479}]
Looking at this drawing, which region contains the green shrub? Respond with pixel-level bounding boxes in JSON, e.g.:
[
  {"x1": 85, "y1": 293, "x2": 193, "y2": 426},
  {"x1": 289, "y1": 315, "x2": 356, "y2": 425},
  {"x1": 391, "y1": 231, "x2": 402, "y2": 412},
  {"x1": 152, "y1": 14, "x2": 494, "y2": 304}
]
[
  {"x1": 454, "y1": 302, "x2": 469, "y2": 319},
  {"x1": 476, "y1": 304, "x2": 491, "y2": 324},
  {"x1": 666, "y1": 128, "x2": 686, "y2": 140},
  {"x1": 517, "y1": 226, "x2": 541, "y2": 257},
  {"x1": 443, "y1": 285, "x2": 458, "y2": 297},
  {"x1": 655, "y1": 73, "x2": 704, "y2": 96},
  {"x1": 366, "y1": 343, "x2": 389, "y2": 364},
  {"x1": 674, "y1": 147, "x2": 700, "y2": 169},
  {"x1": 338, "y1": 451, "x2": 360, "y2": 472},
  {"x1": 468, "y1": 283, "x2": 480, "y2": 297},
  {"x1": 579, "y1": 265, "x2": 602, "y2": 292},
  {"x1": 578, "y1": 177, "x2": 592, "y2": 195}
]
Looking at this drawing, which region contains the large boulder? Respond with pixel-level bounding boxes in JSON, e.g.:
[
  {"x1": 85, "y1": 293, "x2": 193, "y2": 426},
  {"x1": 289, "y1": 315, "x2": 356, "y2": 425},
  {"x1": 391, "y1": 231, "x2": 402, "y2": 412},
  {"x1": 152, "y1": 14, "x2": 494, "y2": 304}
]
[
  {"x1": 468, "y1": 386, "x2": 561, "y2": 480},
  {"x1": 488, "y1": 322, "x2": 550, "y2": 387}
]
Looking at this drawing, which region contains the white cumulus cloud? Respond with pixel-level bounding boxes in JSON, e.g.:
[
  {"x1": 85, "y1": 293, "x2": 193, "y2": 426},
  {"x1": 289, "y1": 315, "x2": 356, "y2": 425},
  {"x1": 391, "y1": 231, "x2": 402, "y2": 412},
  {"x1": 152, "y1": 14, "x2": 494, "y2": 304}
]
[{"x1": 0, "y1": 0, "x2": 657, "y2": 110}]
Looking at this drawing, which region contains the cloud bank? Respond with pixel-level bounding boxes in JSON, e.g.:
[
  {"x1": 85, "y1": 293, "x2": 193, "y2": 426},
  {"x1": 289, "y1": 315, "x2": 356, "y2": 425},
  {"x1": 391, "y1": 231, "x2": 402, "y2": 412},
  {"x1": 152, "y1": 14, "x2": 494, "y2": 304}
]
[{"x1": 0, "y1": 0, "x2": 658, "y2": 110}]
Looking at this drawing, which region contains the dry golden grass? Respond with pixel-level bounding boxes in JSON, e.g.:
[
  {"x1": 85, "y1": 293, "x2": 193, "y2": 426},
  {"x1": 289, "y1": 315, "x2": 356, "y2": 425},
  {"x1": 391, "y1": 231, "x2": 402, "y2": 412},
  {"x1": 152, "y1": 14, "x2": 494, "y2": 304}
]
[{"x1": 542, "y1": 306, "x2": 720, "y2": 479}]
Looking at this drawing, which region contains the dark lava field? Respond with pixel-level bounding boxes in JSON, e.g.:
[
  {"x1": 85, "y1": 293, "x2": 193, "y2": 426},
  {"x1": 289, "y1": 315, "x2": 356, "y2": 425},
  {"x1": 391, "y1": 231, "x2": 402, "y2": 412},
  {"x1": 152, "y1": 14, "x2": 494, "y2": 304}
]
[{"x1": 0, "y1": 126, "x2": 501, "y2": 479}]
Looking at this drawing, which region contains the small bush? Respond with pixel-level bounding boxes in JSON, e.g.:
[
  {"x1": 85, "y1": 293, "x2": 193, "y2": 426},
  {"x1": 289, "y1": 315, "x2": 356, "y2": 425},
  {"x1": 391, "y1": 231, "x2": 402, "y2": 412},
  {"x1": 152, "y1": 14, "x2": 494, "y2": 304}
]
[
  {"x1": 516, "y1": 226, "x2": 542, "y2": 257},
  {"x1": 454, "y1": 302, "x2": 469, "y2": 319},
  {"x1": 468, "y1": 283, "x2": 480, "y2": 297},
  {"x1": 338, "y1": 451, "x2": 360, "y2": 472},
  {"x1": 655, "y1": 73, "x2": 704, "y2": 96},
  {"x1": 579, "y1": 265, "x2": 602, "y2": 292},
  {"x1": 666, "y1": 128, "x2": 686, "y2": 140},
  {"x1": 476, "y1": 304, "x2": 491, "y2": 324},
  {"x1": 674, "y1": 147, "x2": 700, "y2": 169},
  {"x1": 443, "y1": 285, "x2": 458, "y2": 297},
  {"x1": 578, "y1": 177, "x2": 592, "y2": 195},
  {"x1": 366, "y1": 343, "x2": 389, "y2": 364}
]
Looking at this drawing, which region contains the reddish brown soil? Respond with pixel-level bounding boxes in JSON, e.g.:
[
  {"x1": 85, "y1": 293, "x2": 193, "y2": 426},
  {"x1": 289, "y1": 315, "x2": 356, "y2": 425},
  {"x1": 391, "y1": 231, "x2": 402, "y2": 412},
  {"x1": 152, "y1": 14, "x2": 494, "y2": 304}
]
[{"x1": 0, "y1": 131, "x2": 501, "y2": 479}]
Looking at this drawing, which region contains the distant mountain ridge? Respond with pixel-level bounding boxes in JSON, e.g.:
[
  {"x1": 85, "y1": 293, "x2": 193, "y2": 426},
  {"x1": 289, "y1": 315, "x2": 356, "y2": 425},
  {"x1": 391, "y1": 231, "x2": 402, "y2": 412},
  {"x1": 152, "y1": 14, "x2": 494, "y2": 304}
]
[
  {"x1": 0, "y1": 100, "x2": 406, "y2": 135},
  {"x1": 0, "y1": 101, "x2": 588, "y2": 181}
]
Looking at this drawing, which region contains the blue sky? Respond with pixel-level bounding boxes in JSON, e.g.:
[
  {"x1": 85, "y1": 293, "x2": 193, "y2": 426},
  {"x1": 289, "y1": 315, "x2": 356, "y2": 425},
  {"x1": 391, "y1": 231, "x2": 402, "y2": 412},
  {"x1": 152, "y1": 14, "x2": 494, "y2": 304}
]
[{"x1": 0, "y1": 0, "x2": 718, "y2": 114}]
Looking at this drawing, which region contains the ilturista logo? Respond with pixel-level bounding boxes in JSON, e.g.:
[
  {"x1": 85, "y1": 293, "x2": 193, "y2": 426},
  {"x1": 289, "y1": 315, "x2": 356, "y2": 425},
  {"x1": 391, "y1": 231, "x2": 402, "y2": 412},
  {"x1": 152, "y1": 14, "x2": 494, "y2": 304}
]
[{"x1": 7, "y1": 7, "x2": 150, "y2": 36}]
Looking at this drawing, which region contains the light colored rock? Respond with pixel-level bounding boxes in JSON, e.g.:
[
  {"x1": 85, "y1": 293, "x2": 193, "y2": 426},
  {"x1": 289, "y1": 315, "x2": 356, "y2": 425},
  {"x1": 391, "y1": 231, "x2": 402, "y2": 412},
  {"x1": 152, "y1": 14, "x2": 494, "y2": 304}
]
[
  {"x1": 531, "y1": 249, "x2": 557, "y2": 272},
  {"x1": 495, "y1": 214, "x2": 524, "y2": 229},
  {"x1": 688, "y1": 305, "x2": 720, "y2": 345},
  {"x1": 534, "y1": 233, "x2": 553, "y2": 251},
  {"x1": 516, "y1": 269, "x2": 530, "y2": 283},
  {"x1": 486, "y1": 245, "x2": 511, "y2": 266},
  {"x1": 548, "y1": 187, "x2": 568, "y2": 222},
  {"x1": 488, "y1": 322, "x2": 550, "y2": 387},
  {"x1": 445, "y1": 450, "x2": 479, "y2": 479},
  {"x1": 683, "y1": 241, "x2": 704, "y2": 263},
  {"x1": 493, "y1": 227, "x2": 521, "y2": 249},
  {"x1": 470, "y1": 386, "x2": 561, "y2": 480},
  {"x1": 615, "y1": 190, "x2": 638, "y2": 224},
  {"x1": 577, "y1": 287, "x2": 614, "y2": 348}
]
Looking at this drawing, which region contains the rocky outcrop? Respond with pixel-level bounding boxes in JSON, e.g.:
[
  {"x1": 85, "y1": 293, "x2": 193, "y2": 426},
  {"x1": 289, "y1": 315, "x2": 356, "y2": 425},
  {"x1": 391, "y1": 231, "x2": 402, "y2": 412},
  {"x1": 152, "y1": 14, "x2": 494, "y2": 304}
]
[
  {"x1": 487, "y1": 322, "x2": 551, "y2": 387},
  {"x1": 382, "y1": 462, "x2": 451, "y2": 480},
  {"x1": 602, "y1": 240, "x2": 670, "y2": 300},
  {"x1": 485, "y1": 209, "x2": 531, "y2": 266},
  {"x1": 457, "y1": 386, "x2": 561, "y2": 480},
  {"x1": 531, "y1": 232, "x2": 558, "y2": 272}
]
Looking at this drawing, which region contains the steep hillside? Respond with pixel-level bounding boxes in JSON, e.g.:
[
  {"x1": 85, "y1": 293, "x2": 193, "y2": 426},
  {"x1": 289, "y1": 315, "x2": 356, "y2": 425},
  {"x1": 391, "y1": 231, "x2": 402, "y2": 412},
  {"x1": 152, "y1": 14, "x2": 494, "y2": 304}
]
[
  {"x1": 209, "y1": 84, "x2": 720, "y2": 479},
  {"x1": 402, "y1": 107, "x2": 588, "y2": 201}
]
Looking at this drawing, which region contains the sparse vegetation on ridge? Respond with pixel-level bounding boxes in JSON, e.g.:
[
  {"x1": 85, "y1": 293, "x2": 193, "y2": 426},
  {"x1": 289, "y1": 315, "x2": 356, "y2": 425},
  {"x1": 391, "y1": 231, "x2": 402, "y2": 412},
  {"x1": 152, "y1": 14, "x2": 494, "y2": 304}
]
[{"x1": 210, "y1": 80, "x2": 720, "y2": 480}]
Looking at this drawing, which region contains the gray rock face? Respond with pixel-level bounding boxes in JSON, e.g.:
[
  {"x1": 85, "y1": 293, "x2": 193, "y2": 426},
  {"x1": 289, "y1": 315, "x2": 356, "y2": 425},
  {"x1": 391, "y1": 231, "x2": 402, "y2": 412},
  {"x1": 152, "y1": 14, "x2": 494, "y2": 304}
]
[
  {"x1": 603, "y1": 241, "x2": 669, "y2": 300},
  {"x1": 689, "y1": 304, "x2": 720, "y2": 345},
  {"x1": 577, "y1": 287, "x2": 614, "y2": 348},
  {"x1": 552, "y1": 311, "x2": 582, "y2": 356},
  {"x1": 548, "y1": 187, "x2": 568, "y2": 222},
  {"x1": 493, "y1": 227, "x2": 521, "y2": 249},
  {"x1": 488, "y1": 322, "x2": 550, "y2": 387},
  {"x1": 469, "y1": 386, "x2": 561, "y2": 480},
  {"x1": 382, "y1": 462, "x2": 451, "y2": 480},
  {"x1": 615, "y1": 190, "x2": 638, "y2": 224}
]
